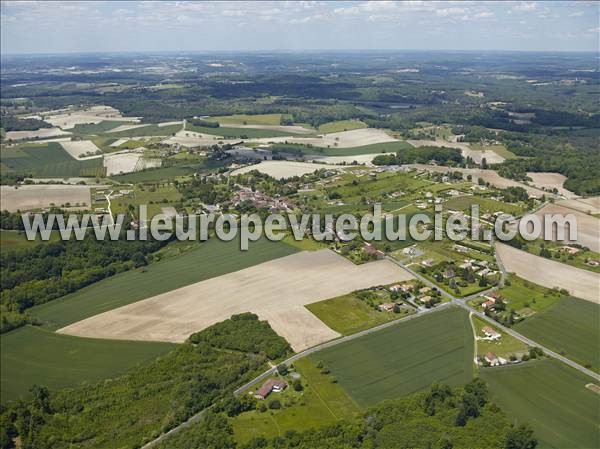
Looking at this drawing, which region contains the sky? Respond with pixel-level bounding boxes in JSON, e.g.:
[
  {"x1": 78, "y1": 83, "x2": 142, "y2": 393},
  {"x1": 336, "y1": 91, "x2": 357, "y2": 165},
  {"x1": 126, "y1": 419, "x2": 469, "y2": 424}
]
[{"x1": 1, "y1": 1, "x2": 599, "y2": 54}]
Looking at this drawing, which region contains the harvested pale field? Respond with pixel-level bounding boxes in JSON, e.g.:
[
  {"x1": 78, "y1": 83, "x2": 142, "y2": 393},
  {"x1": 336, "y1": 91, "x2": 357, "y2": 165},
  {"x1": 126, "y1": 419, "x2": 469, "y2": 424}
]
[
  {"x1": 231, "y1": 161, "x2": 346, "y2": 179},
  {"x1": 527, "y1": 172, "x2": 576, "y2": 198},
  {"x1": 45, "y1": 106, "x2": 139, "y2": 129},
  {"x1": 58, "y1": 249, "x2": 413, "y2": 351},
  {"x1": 308, "y1": 153, "x2": 392, "y2": 166},
  {"x1": 105, "y1": 124, "x2": 151, "y2": 134},
  {"x1": 220, "y1": 123, "x2": 314, "y2": 134},
  {"x1": 109, "y1": 138, "x2": 129, "y2": 147},
  {"x1": 530, "y1": 203, "x2": 599, "y2": 252},
  {"x1": 104, "y1": 151, "x2": 161, "y2": 176},
  {"x1": 496, "y1": 243, "x2": 599, "y2": 303},
  {"x1": 4, "y1": 127, "x2": 71, "y2": 141},
  {"x1": 557, "y1": 197, "x2": 600, "y2": 215},
  {"x1": 407, "y1": 164, "x2": 546, "y2": 198},
  {"x1": 163, "y1": 129, "x2": 226, "y2": 147},
  {"x1": 60, "y1": 140, "x2": 103, "y2": 160},
  {"x1": 407, "y1": 139, "x2": 505, "y2": 164},
  {"x1": 1, "y1": 184, "x2": 91, "y2": 212},
  {"x1": 247, "y1": 128, "x2": 397, "y2": 148},
  {"x1": 24, "y1": 178, "x2": 107, "y2": 185},
  {"x1": 158, "y1": 121, "x2": 183, "y2": 127}
]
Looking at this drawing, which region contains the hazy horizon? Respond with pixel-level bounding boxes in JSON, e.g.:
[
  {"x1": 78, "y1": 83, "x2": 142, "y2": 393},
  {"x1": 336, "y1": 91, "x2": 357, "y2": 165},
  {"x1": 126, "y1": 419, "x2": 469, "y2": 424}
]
[{"x1": 2, "y1": 1, "x2": 599, "y2": 55}]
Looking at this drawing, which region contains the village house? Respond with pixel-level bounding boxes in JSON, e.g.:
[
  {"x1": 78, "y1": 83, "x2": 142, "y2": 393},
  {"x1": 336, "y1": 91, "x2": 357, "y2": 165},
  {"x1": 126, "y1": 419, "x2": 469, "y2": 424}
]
[
  {"x1": 254, "y1": 378, "x2": 288, "y2": 400},
  {"x1": 562, "y1": 246, "x2": 580, "y2": 255},
  {"x1": 484, "y1": 352, "x2": 506, "y2": 367},
  {"x1": 420, "y1": 295, "x2": 433, "y2": 305},
  {"x1": 379, "y1": 303, "x2": 396, "y2": 312},
  {"x1": 363, "y1": 243, "x2": 385, "y2": 260},
  {"x1": 390, "y1": 283, "x2": 412, "y2": 294},
  {"x1": 482, "y1": 326, "x2": 502, "y2": 341},
  {"x1": 421, "y1": 258, "x2": 435, "y2": 267}
]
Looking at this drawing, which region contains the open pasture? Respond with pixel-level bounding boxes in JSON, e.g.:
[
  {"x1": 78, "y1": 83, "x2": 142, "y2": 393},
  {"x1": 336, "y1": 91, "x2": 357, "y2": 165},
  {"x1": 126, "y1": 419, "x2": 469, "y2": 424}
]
[
  {"x1": 515, "y1": 296, "x2": 600, "y2": 372},
  {"x1": 481, "y1": 359, "x2": 599, "y2": 449},
  {"x1": 57, "y1": 249, "x2": 413, "y2": 351},
  {"x1": 1, "y1": 325, "x2": 174, "y2": 403},
  {"x1": 310, "y1": 307, "x2": 474, "y2": 407},
  {"x1": 1, "y1": 184, "x2": 91, "y2": 211},
  {"x1": 496, "y1": 243, "x2": 599, "y2": 303}
]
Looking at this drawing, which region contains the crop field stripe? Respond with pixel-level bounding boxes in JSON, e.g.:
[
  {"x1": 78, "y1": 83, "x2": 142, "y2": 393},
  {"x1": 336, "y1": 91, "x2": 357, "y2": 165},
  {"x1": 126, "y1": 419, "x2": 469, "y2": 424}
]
[
  {"x1": 310, "y1": 307, "x2": 473, "y2": 408},
  {"x1": 30, "y1": 237, "x2": 298, "y2": 330},
  {"x1": 1, "y1": 325, "x2": 175, "y2": 403},
  {"x1": 481, "y1": 359, "x2": 599, "y2": 449}
]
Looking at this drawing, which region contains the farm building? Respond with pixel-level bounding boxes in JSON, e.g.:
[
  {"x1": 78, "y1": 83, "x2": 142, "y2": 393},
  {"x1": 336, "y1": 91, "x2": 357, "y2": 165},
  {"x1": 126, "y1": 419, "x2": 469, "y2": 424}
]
[
  {"x1": 484, "y1": 352, "x2": 507, "y2": 367},
  {"x1": 378, "y1": 303, "x2": 396, "y2": 312},
  {"x1": 254, "y1": 378, "x2": 287, "y2": 400},
  {"x1": 482, "y1": 326, "x2": 501, "y2": 341}
]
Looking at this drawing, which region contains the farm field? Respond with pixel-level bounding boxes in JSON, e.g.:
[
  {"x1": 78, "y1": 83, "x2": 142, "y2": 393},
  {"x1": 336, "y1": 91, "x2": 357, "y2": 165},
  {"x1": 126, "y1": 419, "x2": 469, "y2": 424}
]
[
  {"x1": 496, "y1": 243, "x2": 600, "y2": 303},
  {"x1": 310, "y1": 307, "x2": 474, "y2": 408},
  {"x1": 30, "y1": 237, "x2": 298, "y2": 331},
  {"x1": 1, "y1": 142, "x2": 104, "y2": 178},
  {"x1": 57, "y1": 249, "x2": 413, "y2": 351},
  {"x1": 248, "y1": 127, "x2": 398, "y2": 148},
  {"x1": 481, "y1": 359, "x2": 599, "y2": 449},
  {"x1": 469, "y1": 143, "x2": 517, "y2": 160},
  {"x1": 231, "y1": 160, "x2": 346, "y2": 179},
  {"x1": 515, "y1": 296, "x2": 600, "y2": 372},
  {"x1": 530, "y1": 203, "x2": 600, "y2": 252},
  {"x1": 0, "y1": 184, "x2": 92, "y2": 212},
  {"x1": 444, "y1": 195, "x2": 524, "y2": 215},
  {"x1": 231, "y1": 358, "x2": 360, "y2": 444},
  {"x1": 276, "y1": 140, "x2": 413, "y2": 157},
  {"x1": 208, "y1": 113, "x2": 292, "y2": 125},
  {"x1": 526, "y1": 172, "x2": 576, "y2": 198},
  {"x1": 71, "y1": 120, "x2": 129, "y2": 135},
  {"x1": 186, "y1": 123, "x2": 298, "y2": 138},
  {"x1": 317, "y1": 119, "x2": 367, "y2": 133},
  {"x1": 4, "y1": 127, "x2": 70, "y2": 141},
  {"x1": 59, "y1": 140, "x2": 103, "y2": 159},
  {"x1": 107, "y1": 123, "x2": 181, "y2": 138},
  {"x1": 306, "y1": 293, "x2": 406, "y2": 335},
  {"x1": 556, "y1": 196, "x2": 600, "y2": 215},
  {"x1": 109, "y1": 164, "x2": 201, "y2": 182},
  {"x1": 103, "y1": 151, "x2": 161, "y2": 176},
  {"x1": 1, "y1": 325, "x2": 175, "y2": 403}
]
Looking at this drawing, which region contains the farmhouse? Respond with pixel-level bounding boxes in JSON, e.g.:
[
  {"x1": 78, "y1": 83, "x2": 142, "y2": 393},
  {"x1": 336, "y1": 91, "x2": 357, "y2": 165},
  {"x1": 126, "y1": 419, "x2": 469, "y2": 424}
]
[
  {"x1": 254, "y1": 378, "x2": 288, "y2": 400},
  {"x1": 482, "y1": 300, "x2": 495, "y2": 310},
  {"x1": 482, "y1": 326, "x2": 501, "y2": 341},
  {"x1": 484, "y1": 351, "x2": 507, "y2": 367},
  {"x1": 378, "y1": 302, "x2": 396, "y2": 312}
]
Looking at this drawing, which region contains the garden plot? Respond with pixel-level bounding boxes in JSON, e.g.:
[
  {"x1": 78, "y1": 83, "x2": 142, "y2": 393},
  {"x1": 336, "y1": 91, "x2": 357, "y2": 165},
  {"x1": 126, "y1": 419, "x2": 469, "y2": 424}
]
[
  {"x1": 4, "y1": 127, "x2": 71, "y2": 141},
  {"x1": 496, "y1": 243, "x2": 599, "y2": 303},
  {"x1": 104, "y1": 151, "x2": 161, "y2": 176},
  {"x1": 247, "y1": 128, "x2": 397, "y2": 148},
  {"x1": 527, "y1": 172, "x2": 576, "y2": 198},
  {"x1": 231, "y1": 161, "x2": 347, "y2": 179},
  {"x1": 60, "y1": 140, "x2": 103, "y2": 159},
  {"x1": 407, "y1": 139, "x2": 505, "y2": 164},
  {"x1": 57, "y1": 249, "x2": 413, "y2": 351},
  {"x1": 529, "y1": 203, "x2": 599, "y2": 252},
  {"x1": 1, "y1": 184, "x2": 91, "y2": 212}
]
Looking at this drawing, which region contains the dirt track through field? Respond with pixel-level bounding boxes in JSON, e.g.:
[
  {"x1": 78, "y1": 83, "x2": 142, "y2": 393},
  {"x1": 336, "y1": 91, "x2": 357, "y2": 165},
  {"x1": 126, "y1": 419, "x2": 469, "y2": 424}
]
[
  {"x1": 58, "y1": 249, "x2": 414, "y2": 351},
  {"x1": 496, "y1": 243, "x2": 599, "y2": 303}
]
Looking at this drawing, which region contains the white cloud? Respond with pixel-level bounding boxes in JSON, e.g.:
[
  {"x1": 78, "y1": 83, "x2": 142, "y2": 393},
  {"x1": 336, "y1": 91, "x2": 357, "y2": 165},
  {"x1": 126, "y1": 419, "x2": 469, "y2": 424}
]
[{"x1": 512, "y1": 2, "x2": 538, "y2": 12}]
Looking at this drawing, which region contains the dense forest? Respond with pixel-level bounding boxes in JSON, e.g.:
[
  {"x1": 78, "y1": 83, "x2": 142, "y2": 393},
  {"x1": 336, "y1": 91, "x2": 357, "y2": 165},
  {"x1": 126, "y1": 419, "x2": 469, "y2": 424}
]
[
  {"x1": 0, "y1": 314, "x2": 290, "y2": 449},
  {"x1": 372, "y1": 146, "x2": 463, "y2": 166}
]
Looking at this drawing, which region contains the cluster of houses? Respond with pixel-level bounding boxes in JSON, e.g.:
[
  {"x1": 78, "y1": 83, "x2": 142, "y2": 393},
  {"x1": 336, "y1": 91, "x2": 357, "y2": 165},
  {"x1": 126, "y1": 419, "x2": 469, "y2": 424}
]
[
  {"x1": 232, "y1": 186, "x2": 294, "y2": 212},
  {"x1": 480, "y1": 292, "x2": 505, "y2": 311}
]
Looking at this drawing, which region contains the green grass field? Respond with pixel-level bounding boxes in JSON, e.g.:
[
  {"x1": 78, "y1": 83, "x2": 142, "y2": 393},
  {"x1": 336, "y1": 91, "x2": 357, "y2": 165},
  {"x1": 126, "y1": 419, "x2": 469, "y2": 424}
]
[
  {"x1": 471, "y1": 315, "x2": 527, "y2": 358},
  {"x1": 30, "y1": 237, "x2": 298, "y2": 330},
  {"x1": 306, "y1": 293, "x2": 406, "y2": 335},
  {"x1": 481, "y1": 359, "x2": 599, "y2": 449},
  {"x1": 1, "y1": 142, "x2": 104, "y2": 177},
  {"x1": 515, "y1": 296, "x2": 599, "y2": 372},
  {"x1": 318, "y1": 119, "x2": 367, "y2": 134},
  {"x1": 106, "y1": 124, "x2": 181, "y2": 138},
  {"x1": 109, "y1": 164, "x2": 203, "y2": 183},
  {"x1": 496, "y1": 275, "x2": 564, "y2": 314},
  {"x1": 272, "y1": 140, "x2": 412, "y2": 157},
  {"x1": 71, "y1": 120, "x2": 129, "y2": 135},
  {"x1": 0, "y1": 229, "x2": 61, "y2": 250},
  {"x1": 209, "y1": 113, "x2": 292, "y2": 126},
  {"x1": 185, "y1": 123, "x2": 301, "y2": 138},
  {"x1": 1, "y1": 325, "x2": 175, "y2": 403},
  {"x1": 310, "y1": 307, "x2": 474, "y2": 408},
  {"x1": 232, "y1": 358, "x2": 360, "y2": 444},
  {"x1": 469, "y1": 143, "x2": 517, "y2": 160}
]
